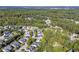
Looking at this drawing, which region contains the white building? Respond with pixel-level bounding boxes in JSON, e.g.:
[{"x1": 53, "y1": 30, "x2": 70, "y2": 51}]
[
  {"x1": 27, "y1": 17, "x2": 32, "y2": 20},
  {"x1": 45, "y1": 17, "x2": 51, "y2": 26},
  {"x1": 70, "y1": 33, "x2": 78, "y2": 41},
  {"x1": 75, "y1": 21, "x2": 79, "y2": 24}
]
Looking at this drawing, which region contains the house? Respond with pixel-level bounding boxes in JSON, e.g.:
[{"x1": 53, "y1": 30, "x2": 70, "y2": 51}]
[
  {"x1": 4, "y1": 26, "x2": 8, "y2": 30},
  {"x1": 2, "y1": 45, "x2": 12, "y2": 52},
  {"x1": 0, "y1": 36, "x2": 4, "y2": 41},
  {"x1": 19, "y1": 38, "x2": 26, "y2": 44},
  {"x1": 70, "y1": 33, "x2": 78, "y2": 41},
  {"x1": 29, "y1": 42, "x2": 39, "y2": 52},
  {"x1": 4, "y1": 25, "x2": 11, "y2": 29},
  {"x1": 38, "y1": 32, "x2": 43, "y2": 37},
  {"x1": 30, "y1": 27, "x2": 38, "y2": 31},
  {"x1": 36, "y1": 39, "x2": 40, "y2": 42},
  {"x1": 0, "y1": 26, "x2": 3, "y2": 30},
  {"x1": 10, "y1": 41, "x2": 20, "y2": 49},
  {"x1": 4, "y1": 36, "x2": 13, "y2": 42},
  {"x1": 37, "y1": 31, "x2": 43, "y2": 39},
  {"x1": 3, "y1": 31, "x2": 11, "y2": 37},
  {"x1": 75, "y1": 21, "x2": 79, "y2": 24},
  {"x1": 0, "y1": 40, "x2": 3, "y2": 45},
  {"x1": 36, "y1": 31, "x2": 43, "y2": 41},
  {"x1": 53, "y1": 26, "x2": 63, "y2": 32},
  {"x1": 27, "y1": 17, "x2": 31, "y2": 20},
  {"x1": 23, "y1": 37, "x2": 29, "y2": 41},
  {"x1": 33, "y1": 42, "x2": 40, "y2": 46},
  {"x1": 45, "y1": 17, "x2": 51, "y2": 26},
  {"x1": 68, "y1": 49, "x2": 75, "y2": 52},
  {"x1": 27, "y1": 26, "x2": 31, "y2": 30},
  {"x1": 10, "y1": 25, "x2": 15, "y2": 30},
  {"x1": 0, "y1": 39, "x2": 5, "y2": 48},
  {"x1": 25, "y1": 31, "x2": 30, "y2": 38},
  {"x1": 25, "y1": 49, "x2": 31, "y2": 52},
  {"x1": 22, "y1": 26, "x2": 27, "y2": 30},
  {"x1": 32, "y1": 31, "x2": 36, "y2": 38},
  {"x1": 29, "y1": 46, "x2": 35, "y2": 51},
  {"x1": 31, "y1": 44, "x2": 37, "y2": 48},
  {"x1": 31, "y1": 42, "x2": 40, "y2": 48}
]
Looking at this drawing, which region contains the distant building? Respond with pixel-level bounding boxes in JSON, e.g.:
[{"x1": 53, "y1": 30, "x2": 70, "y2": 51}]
[
  {"x1": 45, "y1": 18, "x2": 51, "y2": 26},
  {"x1": 22, "y1": 26, "x2": 27, "y2": 30},
  {"x1": 70, "y1": 33, "x2": 78, "y2": 41},
  {"x1": 27, "y1": 17, "x2": 31, "y2": 20},
  {"x1": 75, "y1": 21, "x2": 79, "y2": 24},
  {"x1": 53, "y1": 26, "x2": 63, "y2": 32}
]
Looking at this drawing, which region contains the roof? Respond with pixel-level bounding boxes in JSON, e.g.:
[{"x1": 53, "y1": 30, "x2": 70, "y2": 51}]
[
  {"x1": 0, "y1": 36, "x2": 4, "y2": 40},
  {"x1": 31, "y1": 44, "x2": 37, "y2": 48},
  {"x1": 32, "y1": 42, "x2": 40, "y2": 47},
  {"x1": 11, "y1": 41, "x2": 20, "y2": 48},
  {"x1": 4, "y1": 31, "x2": 11, "y2": 37},
  {"x1": 25, "y1": 31, "x2": 30, "y2": 37},
  {"x1": 24, "y1": 37, "x2": 29, "y2": 40},
  {"x1": 38, "y1": 34, "x2": 42, "y2": 37},
  {"x1": 3, "y1": 45, "x2": 12, "y2": 52},
  {"x1": 36, "y1": 39, "x2": 40, "y2": 42},
  {"x1": 68, "y1": 49, "x2": 75, "y2": 52},
  {"x1": 4, "y1": 31, "x2": 11, "y2": 34},
  {"x1": 2, "y1": 49, "x2": 10, "y2": 52},
  {"x1": 37, "y1": 32, "x2": 43, "y2": 37},
  {"x1": 29, "y1": 46, "x2": 35, "y2": 51},
  {"x1": 19, "y1": 38, "x2": 26, "y2": 43}
]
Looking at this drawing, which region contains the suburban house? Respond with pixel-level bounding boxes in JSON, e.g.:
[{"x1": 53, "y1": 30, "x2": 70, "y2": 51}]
[
  {"x1": 2, "y1": 45, "x2": 12, "y2": 52},
  {"x1": 10, "y1": 41, "x2": 20, "y2": 49},
  {"x1": 3, "y1": 31, "x2": 11, "y2": 37},
  {"x1": 70, "y1": 33, "x2": 78, "y2": 41},
  {"x1": 19, "y1": 38, "x2": 26, "y2": 44}
]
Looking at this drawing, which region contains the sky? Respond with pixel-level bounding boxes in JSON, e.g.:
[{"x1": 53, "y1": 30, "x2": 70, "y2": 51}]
[{"x1": 0, "y1": 0, "x2": 79, "y2": 6}]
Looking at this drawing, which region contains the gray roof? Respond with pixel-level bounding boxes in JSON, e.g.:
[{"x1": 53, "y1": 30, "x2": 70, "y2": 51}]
[
  {"x1": 19, "y1": 38, "x2": 26, "y2": 43},
  {"x1": 3, "y1": 45, "x2": 12, "y2": 52},
  {"x1": 11, "y1": 41, "x2": 20, "y2": 48}
]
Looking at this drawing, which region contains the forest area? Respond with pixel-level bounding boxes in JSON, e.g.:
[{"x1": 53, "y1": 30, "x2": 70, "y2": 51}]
[{"x1": 0, "y1": 8, "x2": 79, "y2": 52}]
